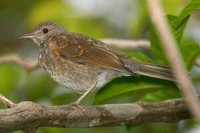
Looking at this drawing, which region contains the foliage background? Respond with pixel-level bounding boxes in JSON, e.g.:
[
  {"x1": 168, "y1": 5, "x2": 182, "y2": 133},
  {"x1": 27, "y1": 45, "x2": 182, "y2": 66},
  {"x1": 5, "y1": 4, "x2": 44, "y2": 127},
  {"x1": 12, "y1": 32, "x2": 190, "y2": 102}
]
[{"x1": 0, "y1": 0, "x2": 200, "y2": 133}]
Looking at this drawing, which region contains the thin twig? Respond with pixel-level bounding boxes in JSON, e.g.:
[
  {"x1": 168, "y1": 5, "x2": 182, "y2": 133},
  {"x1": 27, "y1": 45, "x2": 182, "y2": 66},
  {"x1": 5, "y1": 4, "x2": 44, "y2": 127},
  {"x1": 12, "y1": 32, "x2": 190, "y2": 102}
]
[
  {"x1": 101, "y1": 38, "x2": 150, "y2": 50},
  {"x1": 0, "y1": 54, "x2": 38, "y2": 71},
  {"x1": 148, "y1": 0, "x2": 200, "y2": 122}
]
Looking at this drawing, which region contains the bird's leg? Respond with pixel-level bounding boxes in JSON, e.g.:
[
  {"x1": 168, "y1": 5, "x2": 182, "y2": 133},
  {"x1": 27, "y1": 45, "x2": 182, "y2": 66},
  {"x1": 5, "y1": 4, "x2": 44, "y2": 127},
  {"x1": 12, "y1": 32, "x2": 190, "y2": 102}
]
[
  {"x1": 70, "y1": 82, "x2": 97, "y2": 110},
  {"x1": 74, "y1": 81, "x2": 97, "y2": 104},
  {"x1": 0, "y1": 94, "x2": 16, "y2": 108}
]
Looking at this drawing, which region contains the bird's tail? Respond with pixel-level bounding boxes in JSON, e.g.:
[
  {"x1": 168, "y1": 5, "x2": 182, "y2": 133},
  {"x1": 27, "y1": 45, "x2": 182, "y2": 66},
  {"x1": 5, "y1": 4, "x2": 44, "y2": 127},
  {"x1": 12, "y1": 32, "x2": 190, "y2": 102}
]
[
  {"x1": 136, "y1": 63, "x2": 174, "y2": 81},
  {"x1": 115, "y1": 53, "x2": 174, "y2": 81}
]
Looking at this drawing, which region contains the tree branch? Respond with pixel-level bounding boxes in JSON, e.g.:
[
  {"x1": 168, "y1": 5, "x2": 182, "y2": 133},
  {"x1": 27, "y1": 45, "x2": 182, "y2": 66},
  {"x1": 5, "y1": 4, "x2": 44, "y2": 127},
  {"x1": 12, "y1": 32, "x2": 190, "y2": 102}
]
[
  {"x1": 148, "y1": 0, "x2": 200, "y2": 122},
  {"x1": 0, "y1": 99, "x2": 190, "y2": 132}
]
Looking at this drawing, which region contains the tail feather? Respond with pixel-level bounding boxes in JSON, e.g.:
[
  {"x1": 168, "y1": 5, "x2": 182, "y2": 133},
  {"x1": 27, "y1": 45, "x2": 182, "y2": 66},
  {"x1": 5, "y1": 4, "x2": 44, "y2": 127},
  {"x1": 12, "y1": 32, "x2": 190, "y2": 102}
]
[
  {"x1": 116, "y1": 53, "x2": 174, "y2": 81},
  {"x1": 137, "y1": 64, "x2": 174, "y2": 81}
]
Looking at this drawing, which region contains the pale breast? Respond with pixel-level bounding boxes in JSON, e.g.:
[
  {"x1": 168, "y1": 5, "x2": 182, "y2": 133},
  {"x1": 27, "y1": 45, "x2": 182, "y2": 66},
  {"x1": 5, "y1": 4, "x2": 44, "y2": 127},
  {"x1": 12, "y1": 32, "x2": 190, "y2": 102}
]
[{"x1": 38, "y1": 48, "x2": 99, "y2": 94}]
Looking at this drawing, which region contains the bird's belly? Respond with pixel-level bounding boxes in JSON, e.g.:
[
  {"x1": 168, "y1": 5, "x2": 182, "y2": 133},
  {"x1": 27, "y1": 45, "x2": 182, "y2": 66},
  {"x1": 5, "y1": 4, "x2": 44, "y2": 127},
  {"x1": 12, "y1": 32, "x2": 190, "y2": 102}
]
[
  {"x1": 96, "y1": 69, "x2": 130, "y2": 88},
  {"x1": 39, "y1": 57, "x2": 98, "y2": 94},
  {"x1": 96, "y1": 70, "x2": 116, "y2": 88}
]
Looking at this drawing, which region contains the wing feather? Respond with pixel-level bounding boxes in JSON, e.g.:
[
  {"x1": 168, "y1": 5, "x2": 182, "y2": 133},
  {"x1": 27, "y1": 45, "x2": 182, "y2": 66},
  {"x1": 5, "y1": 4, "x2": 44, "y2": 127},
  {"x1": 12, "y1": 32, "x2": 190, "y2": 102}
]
[{"x1": 50, "y1": 33, "x2": 124, "y2": 70}]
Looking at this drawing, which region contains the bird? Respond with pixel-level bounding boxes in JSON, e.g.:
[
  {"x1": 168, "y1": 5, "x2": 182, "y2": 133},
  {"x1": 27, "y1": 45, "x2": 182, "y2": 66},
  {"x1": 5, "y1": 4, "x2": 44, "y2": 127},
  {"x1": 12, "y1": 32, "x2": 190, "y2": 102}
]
[{"x1": 20, "y1": 21, "x2": 173, "y2": 105}]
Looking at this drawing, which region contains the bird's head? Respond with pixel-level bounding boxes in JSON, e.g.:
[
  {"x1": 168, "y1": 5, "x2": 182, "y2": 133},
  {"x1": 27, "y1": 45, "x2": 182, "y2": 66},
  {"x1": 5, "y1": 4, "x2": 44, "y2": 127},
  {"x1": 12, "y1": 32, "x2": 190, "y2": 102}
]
[{"x1": 19, "y1": 21, "x2": 66, "y2": 48}]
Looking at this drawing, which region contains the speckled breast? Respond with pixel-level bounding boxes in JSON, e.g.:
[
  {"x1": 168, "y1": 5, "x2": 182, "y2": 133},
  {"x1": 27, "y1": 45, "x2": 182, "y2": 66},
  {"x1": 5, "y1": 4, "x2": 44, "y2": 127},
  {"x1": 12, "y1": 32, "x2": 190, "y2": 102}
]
[{"x1": 38, "y1": 47, "x2": 100, "y2": 94}]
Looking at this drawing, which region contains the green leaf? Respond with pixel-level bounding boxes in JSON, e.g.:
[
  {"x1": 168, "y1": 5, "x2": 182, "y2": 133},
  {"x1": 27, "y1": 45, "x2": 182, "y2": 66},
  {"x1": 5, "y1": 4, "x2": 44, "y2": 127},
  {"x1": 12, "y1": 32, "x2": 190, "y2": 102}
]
[
  {"x1": 150, "y1": 15, "x2": 189, "y2": 66},
  {"x1": 180, "y1": 42, "x2": 200, "y2": 70},
  {"x1": 176, "y1": 0, "x2": 200, "y2": 27},
  {"x1": 167, "y1": 15, "x2": 189, "y2": 44},
  {"x1": 140, "y1": 87, "x2": 181, "y2": 102},
  {"x1": 150, "y1": 0, "x2": 200, "y2": 66},
  {"x1": 122, "y1": 50, "x2": 154, "y2": 63},
  {"x1": 94, "y1": 76, "x2": 177, "y2": 104},
  {"x1": 150, "y1": 27, "x2": 169, "y2": 66}
]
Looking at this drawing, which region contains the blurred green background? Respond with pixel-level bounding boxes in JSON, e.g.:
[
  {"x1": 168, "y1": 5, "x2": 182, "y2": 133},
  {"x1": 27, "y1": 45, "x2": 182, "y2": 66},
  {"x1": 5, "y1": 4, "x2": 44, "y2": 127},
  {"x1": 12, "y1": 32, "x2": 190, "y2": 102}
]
[{"x1": 0, "y1": 0, "x2": 200, "y2": 133}]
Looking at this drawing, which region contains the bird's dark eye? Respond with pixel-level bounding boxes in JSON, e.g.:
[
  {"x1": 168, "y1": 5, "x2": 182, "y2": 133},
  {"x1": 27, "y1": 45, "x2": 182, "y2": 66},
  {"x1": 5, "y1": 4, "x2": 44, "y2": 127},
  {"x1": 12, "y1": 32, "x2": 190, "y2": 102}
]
[{"x1": 42, "y1": 28, "x2": 49, "y2": 34}]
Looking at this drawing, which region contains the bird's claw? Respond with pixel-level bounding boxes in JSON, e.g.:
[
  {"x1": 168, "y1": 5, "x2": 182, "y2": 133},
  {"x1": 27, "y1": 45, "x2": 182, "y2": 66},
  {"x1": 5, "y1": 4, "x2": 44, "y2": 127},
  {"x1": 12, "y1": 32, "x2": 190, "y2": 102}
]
[{"x1": 70, "y1": 102, "x2": 85, "y2": 111}]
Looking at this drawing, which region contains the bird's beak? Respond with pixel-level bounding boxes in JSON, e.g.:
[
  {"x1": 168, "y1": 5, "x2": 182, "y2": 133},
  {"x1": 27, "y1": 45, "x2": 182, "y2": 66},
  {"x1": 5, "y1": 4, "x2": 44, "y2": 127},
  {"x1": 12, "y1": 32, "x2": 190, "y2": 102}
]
[{"x1": 18, "y1": 33, "x2": 34, "y2": 40}]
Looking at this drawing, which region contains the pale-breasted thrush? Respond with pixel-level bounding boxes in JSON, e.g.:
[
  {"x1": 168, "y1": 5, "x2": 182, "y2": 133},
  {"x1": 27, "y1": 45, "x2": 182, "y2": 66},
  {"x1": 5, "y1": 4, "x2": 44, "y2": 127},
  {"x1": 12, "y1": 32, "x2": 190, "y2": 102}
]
[{"x1": 20, "y1": 22, "x2": 173, "y2": 105}]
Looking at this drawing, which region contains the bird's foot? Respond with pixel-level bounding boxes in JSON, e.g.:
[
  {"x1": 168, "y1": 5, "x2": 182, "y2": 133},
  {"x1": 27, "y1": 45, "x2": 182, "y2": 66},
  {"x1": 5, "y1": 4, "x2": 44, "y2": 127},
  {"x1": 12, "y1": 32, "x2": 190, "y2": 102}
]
[{"x1": 70, "y1": 102, "x2": 85, "y2": 111}]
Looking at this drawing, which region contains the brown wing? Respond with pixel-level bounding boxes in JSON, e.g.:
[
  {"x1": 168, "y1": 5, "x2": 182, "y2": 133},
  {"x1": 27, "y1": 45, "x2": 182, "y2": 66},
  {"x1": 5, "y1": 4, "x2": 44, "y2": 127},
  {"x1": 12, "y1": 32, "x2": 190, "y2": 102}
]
[{"x1": 49, "y1": 32, "x2": 125, "y2": 71}]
